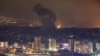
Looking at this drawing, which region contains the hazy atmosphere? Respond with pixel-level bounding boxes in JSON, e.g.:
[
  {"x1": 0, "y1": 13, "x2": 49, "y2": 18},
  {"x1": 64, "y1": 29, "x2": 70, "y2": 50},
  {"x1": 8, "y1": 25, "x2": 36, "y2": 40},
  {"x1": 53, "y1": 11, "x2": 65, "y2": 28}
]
[{"x1": 0, "y1": 0, "x2": 100, "y2": 28}]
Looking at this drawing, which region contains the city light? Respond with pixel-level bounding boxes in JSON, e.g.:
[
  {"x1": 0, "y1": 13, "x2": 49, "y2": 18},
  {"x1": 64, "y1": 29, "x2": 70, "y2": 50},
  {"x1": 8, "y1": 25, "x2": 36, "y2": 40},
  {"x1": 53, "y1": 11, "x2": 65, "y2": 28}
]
[
  {"x1": 62, "y1": 43, "x2": 69, "y2": 47},
  {"x1": 61, "y1": 43, "x2": 69, "y2": 50},
  {"x1": 0, "y1": 37, "x2": 100, "y2": 56},
  {"x1": 97, "y1": 54, "x2": 100, "y2": 56},
  {"x1": 29, "y1": 24, "x2": 33, "y2": 27},
  {"x1": 1, "y1": 0, "x2": 100, "y2": 56},
  {"x1": 57, "y1": 24, "x2": 61, "y2": 29},
  {"x1": 0, "y1": 16, "x2": 17, "y2": 25}
]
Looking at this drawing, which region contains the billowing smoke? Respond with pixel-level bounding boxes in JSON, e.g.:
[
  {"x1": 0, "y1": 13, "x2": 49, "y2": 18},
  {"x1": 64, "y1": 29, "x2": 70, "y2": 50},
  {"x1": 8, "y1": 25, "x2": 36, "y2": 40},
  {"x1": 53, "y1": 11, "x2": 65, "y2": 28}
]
[
  {"x1": 33, "y1": 4, "x2": 57, "y2": 35},
  {"x1": 33, "y1": 4, "x2": 56, "y2": 30}
]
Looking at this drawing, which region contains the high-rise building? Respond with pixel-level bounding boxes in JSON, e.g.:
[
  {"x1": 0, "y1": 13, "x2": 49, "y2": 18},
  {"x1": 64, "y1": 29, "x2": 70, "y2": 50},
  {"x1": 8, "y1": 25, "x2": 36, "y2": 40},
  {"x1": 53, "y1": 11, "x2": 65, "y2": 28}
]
[
  {"x1": 48, "y1": 39, "x2": 57, "y2": 51},
  {"x1": 0, "y1": 42, "x2": 4, "y2": 48},
  {"x1": 68, "y1": 39, "x2": 74, "y2": 51},
  {"x1": 32, "y1": 42, "x2": 34, "y2": 49},
  {"x1": 4, "y1": 42, "x2": 8, "y2": 48},
  {"x1": 34, "y1": 36, "x2": 41, "y2": 53},
  {"x1": 13, "y1": 42, "x2": 19, "y2": 48},
  {"x1": 96, "y1": 43, "x2": 100, "y2": 51},
  {"x1": 74, "y1": 41, "x2": 93, "y2": 54},
  {"x1": 74, "y1": 41, "x2": 81, "y2": 53},
  {"x1": 41, "y1": 43, "x2": 46, "y2": 51},
  {"x1": 88, "y1": 42, "x2": 93, "y2": 53}
]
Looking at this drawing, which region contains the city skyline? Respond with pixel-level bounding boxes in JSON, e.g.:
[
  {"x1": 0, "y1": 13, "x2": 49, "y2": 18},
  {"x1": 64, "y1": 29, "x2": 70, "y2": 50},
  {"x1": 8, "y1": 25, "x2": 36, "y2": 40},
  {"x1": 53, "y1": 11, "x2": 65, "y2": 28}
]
[{"x1": 0, "y1": 0, "x2": 100, "y2": 56}]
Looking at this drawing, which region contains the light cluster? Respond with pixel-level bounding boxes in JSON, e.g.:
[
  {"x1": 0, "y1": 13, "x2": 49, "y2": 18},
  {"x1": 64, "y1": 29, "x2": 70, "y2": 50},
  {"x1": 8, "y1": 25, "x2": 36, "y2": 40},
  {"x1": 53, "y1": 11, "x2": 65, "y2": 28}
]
[{"x1": 0, "y1": 16, "x2": 16, "y2": 25}]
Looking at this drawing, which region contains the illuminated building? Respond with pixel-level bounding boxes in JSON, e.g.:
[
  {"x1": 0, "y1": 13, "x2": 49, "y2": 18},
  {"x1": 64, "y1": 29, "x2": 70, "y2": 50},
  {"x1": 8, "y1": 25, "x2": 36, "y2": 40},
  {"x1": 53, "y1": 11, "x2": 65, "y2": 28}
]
[
  {"x1": 34, "y1": 36, "x2": 42, "y2": 53},
  {"x1": 68, "y1": 39, "x2": 74, "y2": 51},
  {"x1": 74, "y1": 41, "x2": 81, "y2": 53},
  {"x1": 74, "y1": 41, "x2": 93, "y2": 54},
  {"x1": 0, "y1": 41, "x2": 8, "y2": 48},
  {"x1": 32, "y1": 42, "x2": 34, "y2": 49},
  {"x1": 41, "y1": 43, "x2": 46, "y2": 51},
  {"x1": 4, "y1": 42, "x2": 8, "y2": 48},
  {"x1": 88, "y1": 42, "x2": 93, "y2": 53},
  {"x1": 96, "y1": 43, "x2": 100, "y2": 51},
  {"x1": 13, "y1": 42, "x2": 19, "y2": 48},
  {"x1": 0, "y1": 42, "x2": 4, "y2": 48},
  {"x1": 48, "y1": 39, "x2": 58, "y2": 51},
  {"x1": 85, "y1": 42, "x2": 93, "y2": 54}
]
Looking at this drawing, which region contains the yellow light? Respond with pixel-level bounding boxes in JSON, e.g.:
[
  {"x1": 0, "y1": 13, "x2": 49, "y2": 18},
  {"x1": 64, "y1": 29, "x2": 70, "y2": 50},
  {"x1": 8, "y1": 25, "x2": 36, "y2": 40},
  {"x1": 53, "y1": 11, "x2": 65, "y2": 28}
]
[
  {"x1": 57, "y1": 24, "x2": 61, "y2": 29},
  {"x1": 29, "y1": 24, "x2": 33, "y2": 27},
  {"x1": 53, "y1": 49, "x2": 58, "y2": 52}
]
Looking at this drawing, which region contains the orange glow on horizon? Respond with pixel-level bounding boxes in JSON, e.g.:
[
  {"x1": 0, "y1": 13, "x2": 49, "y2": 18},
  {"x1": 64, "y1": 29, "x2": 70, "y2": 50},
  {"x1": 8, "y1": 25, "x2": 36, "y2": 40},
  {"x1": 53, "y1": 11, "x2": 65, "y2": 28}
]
[{"x1": 57, "y1": 24, "x2": 61, "y2": 29}]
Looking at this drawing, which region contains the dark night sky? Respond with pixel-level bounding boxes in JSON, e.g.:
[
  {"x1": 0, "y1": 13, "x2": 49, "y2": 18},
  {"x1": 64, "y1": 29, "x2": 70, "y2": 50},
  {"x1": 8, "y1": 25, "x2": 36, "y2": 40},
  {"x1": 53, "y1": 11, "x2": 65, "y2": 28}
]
[{"x1": 0, "y1": 0, "x2": 100, "y2": 28}]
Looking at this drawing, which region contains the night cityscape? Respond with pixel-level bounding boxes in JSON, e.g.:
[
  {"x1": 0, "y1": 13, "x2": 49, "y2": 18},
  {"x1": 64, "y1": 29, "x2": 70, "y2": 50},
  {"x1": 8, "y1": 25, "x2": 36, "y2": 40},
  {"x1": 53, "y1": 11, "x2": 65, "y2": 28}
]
[{"x1": 0, "y1": 0, "x2": 100, "y2": 56}]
